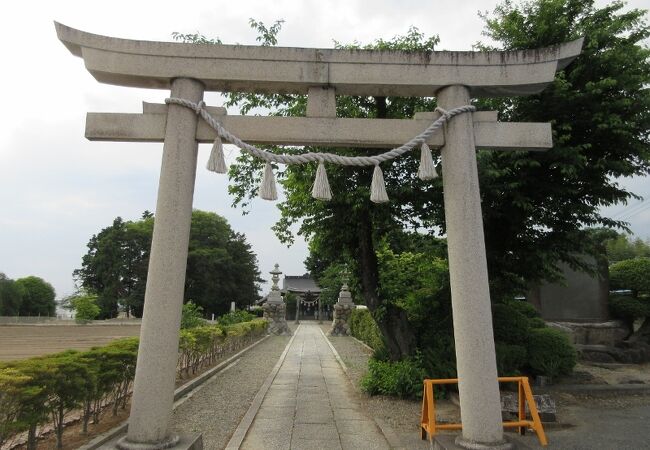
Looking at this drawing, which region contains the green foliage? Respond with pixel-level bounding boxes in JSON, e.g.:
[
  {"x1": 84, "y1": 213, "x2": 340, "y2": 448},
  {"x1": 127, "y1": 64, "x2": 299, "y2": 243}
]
[
  {"x1": 492, "y1": 303, "x2": 531, "y2": 344},
  {"x1": 361, "y1": 358, "x2": 426, "y2": 398},
  {"x1": 217, "y1": 310, "x2": 255, "y2": 326},
  {"x1": 609, "y1": 258, "x2": 650, "y2": 297},
  {"x1": 526, "y1": 328, "x2": 577, "y2": 378},
  {"x1": 74, "y1": 210, "x2": 261, "y2": 318},
  {"x1": 0, "y1": 273, "x2": 22, "y2": 316},
  {"x1": 478, "y1": 0, "x2": 650, "y2": 294},
  {"x1": 349, "y1": 309, "x2": 385, "y2": 352},
  {"x1": 0, "y1": 368, "x2": 35, "y2": 447},
  {"x1": 495, "y1": 343, "x2": 528, "y2": 376},
  {"x1": 15, "y1": 276, "x2": 56, "y2": 317},
  {"x1": 606, "y1": 233, "x2": 650, "y2": 263},
  {"x1": 181, "y1": 302, "x2": 204, "y2": 329},
  {"x1": 0, "y1": 318, "x2": 267, "y2": 446},
  {"x1": 609, "y1": 295, "x2": 650, "y2": 330},
  {"x1": 71, "y1": 294, "x2": 100, "y2": 323}
]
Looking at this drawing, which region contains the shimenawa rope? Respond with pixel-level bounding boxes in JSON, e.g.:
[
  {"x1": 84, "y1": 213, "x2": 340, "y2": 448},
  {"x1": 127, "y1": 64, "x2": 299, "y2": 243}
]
[{"x1": 165, "y1": 97, "x2": 475, "y2": 203}]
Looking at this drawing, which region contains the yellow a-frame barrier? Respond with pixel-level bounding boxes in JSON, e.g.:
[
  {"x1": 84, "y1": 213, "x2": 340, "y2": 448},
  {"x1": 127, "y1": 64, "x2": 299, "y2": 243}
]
[{"x1": 421, "y1": 376, "x2": 548, "y2": 446}]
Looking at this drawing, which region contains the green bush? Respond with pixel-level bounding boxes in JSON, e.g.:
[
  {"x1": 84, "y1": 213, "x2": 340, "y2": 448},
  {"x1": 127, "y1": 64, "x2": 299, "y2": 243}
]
[
  {"x1": 495, "y1": 343, "x2": 528, "y2": 376},
  {"x1": 71, "y1": 294, "x2": 100, "y2": 323},
  {"x1": 526, "y1": 328, "x2": 577, "y2": 378},
  {"x1": 181, "y1": 302, "x2": 205, "y2": 329},
  {"x1": 361, "y1": 358, "x2": 426, "y2": 398},
  {"x1": 0, "y1": 319, "x2": 266, "y2": 447},
  {"x1": 610, "y1": 257, "x2": 650, "y2": 297},
  {"x1": 349, "y1": 309, "x2": 384, "y2": 352},
  {"x1": 492, "y1": 303, "x2": 531, "y2": 344},
  {"x1": 609, "y1": 295, "x2": 650, "y2": 330},
  {"x1": 217, "y1": 310, "x2": 256, "y2": 326}
]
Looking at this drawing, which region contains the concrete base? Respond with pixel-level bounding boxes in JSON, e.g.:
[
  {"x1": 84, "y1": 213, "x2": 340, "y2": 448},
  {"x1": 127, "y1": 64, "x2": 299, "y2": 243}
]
[
  {"x1": 114, "y1": 434, "x2": 202, "y2": 450},
  {"x1": 433, "y1": 435, "x2": 520, "y2": 450}
]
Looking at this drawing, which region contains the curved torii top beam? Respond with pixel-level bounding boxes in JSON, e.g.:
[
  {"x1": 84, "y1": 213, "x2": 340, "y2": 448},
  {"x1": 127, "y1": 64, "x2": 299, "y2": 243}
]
[{"x1": 55, "y1": 22, "x2": 582, "y2": 97}]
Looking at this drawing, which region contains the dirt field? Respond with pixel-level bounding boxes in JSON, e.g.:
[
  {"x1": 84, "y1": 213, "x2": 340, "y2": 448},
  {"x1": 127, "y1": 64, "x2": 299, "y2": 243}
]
[{"x1": 0, "y1": 324, "x2": 141, "y2": 361}]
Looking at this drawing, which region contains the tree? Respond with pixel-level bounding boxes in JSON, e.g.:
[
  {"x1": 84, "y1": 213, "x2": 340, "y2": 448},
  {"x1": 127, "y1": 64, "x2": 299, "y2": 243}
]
[
  {"x1": 0, "y1": 273, "x2": 22, "y2": 316},
  {"x1": 606, "y1": 233, "x2": 650, "y2": 263},
  {"x1": 75, "y1": 210, "x2": 261, "y2": 318},
  {"x1": 15, "y1": 276, "x2": 55, "y2": 317},
  {"x1": 477, "y1": 0, "x2": 650, "y2": 295},
  {"x1": 610, "y1": 258, "x2": 650, "y2": 297},
  {"x1": 222, "y1": 25, "x2": 442, "y2": 360},
  {"x1": 183, "y1": 5, "x2": 649, "y2": 359},
  {"x1": 71, "y1": 294, "x2": 101, "y2": 323}
]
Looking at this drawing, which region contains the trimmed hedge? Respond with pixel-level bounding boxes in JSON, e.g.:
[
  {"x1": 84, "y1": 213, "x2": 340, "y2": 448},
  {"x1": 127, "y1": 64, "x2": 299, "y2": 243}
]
[
  {"x1": 526, "y1": 327, "x2": 577, "y2": 378},
  {"x1": 0, "y1": 318, "x2": 267, "y2": 449},
  {"x1": 357, "y1": 299, "x2": 576, "y2": 399},
  {"x1": 349, "y1": 308, "x2": 384, "y2": 352}
]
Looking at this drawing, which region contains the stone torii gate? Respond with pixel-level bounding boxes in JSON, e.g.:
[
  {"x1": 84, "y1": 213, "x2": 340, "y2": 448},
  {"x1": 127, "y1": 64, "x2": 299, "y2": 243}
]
[{"x1": 55, "y1": 22, "x2": 582, "y2": 450}]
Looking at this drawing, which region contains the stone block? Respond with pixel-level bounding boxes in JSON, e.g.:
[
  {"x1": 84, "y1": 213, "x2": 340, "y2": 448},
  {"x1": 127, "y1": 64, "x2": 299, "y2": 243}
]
[{"x1": 501, "y1": 393, "x2": 556, "y2": 423}]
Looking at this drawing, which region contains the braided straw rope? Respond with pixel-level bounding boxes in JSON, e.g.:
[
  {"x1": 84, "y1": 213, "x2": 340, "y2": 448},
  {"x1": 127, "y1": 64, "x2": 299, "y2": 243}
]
[{"x1": 165, "y1": 97, "x2": 475, "y2": 166}]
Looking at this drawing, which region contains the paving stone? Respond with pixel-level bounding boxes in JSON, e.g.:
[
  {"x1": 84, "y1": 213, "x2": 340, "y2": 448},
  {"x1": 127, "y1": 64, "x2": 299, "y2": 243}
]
[
  {"x1": 292, "y1": 423, "x2": 339, "y2": 440},
  {"x1": 239, "y1": 324, "x2": 390, "y2": 449},
  {"x1": 340, "y1": 432, "x2": 391, "y2": 450},
  {"x1": 291, "y1": 438, "x2": 342, "y2": 450}
]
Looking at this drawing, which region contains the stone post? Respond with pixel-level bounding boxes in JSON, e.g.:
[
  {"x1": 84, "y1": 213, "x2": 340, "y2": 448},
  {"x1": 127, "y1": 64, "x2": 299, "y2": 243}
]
[
  {"x1": 318, "y1": 296, "x2": 323, "y2": 324},
  {"x1": 328, "y1": 274, "x2": 355, "y2": 336},
  {"x1": 118, "y1": 78, "x2": 204, "y2": 449},
  {"x1": 262, "y1": 264, "x2": 291, "y2": 336},
  {"x1": 437, "y1": 85, "x2": 510, "y2": 449},
  {"x1": 295, "y1": 294, "x2": 300, "y2": 324}
]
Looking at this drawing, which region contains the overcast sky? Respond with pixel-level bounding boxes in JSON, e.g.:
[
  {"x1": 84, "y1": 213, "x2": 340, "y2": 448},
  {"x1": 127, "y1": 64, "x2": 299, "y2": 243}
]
[{"x1": 0, "y1": 0, "x2": 648, "y2": 301}]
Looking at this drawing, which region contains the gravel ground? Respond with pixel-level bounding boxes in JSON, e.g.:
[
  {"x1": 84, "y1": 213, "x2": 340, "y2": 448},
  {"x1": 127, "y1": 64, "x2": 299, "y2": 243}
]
[
  {"x1": 170, "y1": 333, "x2": 291, "y2": 450},
  {"x1": 320, "y1": 324, "x2": 650, "y2": 449}
]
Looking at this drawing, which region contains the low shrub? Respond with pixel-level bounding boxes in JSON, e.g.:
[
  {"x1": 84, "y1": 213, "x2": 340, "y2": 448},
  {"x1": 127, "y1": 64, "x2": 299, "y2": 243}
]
[
  {"x1": 495, "y1": 343, "x2": 527, "y2": 376},
  {"x1": 526, "y1": 328, "x2": 577, "y2": 378},
  {"x1": 609, "y1": 295, "x2": 649, "y2": 330},
  {"x1": 217, "y1": 310, "x2": 256, "y2": 326},
  {"x1": 492, "y1": 303, "x2": 530, "y2": 344},
  {"x1": 361, "y1": 358, "x2": 425, "y2": 399},
  {"x1": 0, "y1": 319, "x2": 266, "y2": 448},
  {"x1": 349, "y1": 308, "x2": 384, "y2": 352}
]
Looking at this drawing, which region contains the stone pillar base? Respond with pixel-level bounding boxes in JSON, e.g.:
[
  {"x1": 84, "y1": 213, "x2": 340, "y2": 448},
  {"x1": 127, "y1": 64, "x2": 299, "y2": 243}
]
[
  {"x1": 263, "y1": 302, "x2": 292, "y2": 336},
  {"x1": 432, "y1": 435, "x2": 520, "y2": 450},
  {"x1": 116, "y1": 433, "x2": 202, "y2": 450},
  {"x1": 328, "y1": 303, "x2": 355, "y2": 336}
]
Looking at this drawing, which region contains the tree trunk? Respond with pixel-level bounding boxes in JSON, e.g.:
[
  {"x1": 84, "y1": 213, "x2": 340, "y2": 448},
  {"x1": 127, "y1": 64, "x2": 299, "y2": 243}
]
[
  {"x1": 356, "y1": 208, "x2": 416, "y2": 360},
  {"x1": 56, "y1": 406, "x2": 64, "y2": 449},
  {"x1": 27, "y1": 425, "x2": 37, "y2": 450}
]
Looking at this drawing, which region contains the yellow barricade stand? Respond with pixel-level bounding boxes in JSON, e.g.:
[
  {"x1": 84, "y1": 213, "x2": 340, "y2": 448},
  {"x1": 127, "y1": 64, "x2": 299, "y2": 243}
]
[{"x1": 420, "y1": 376, "x2": 548, "y2": 447}]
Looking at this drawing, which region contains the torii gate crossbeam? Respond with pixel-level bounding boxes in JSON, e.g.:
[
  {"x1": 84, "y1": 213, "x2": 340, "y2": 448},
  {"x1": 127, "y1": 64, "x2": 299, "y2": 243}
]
[{"x1": 56, "y1": 22, "x2": 582, "y2": 450}]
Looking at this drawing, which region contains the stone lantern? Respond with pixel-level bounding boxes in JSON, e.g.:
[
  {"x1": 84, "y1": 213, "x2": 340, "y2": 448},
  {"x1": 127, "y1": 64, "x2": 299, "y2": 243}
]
[
  {"x1": 263, "y1": 264, "x2": 292, "y2": 335},
  {"x1": 328, "y1": 267, "x2": 355, "y2": 336}
]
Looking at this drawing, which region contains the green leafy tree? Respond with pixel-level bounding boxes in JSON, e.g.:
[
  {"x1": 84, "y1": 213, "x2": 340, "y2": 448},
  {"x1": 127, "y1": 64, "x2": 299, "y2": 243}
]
[
  {"x1": 15, "y1": 276, "x2": 55, "y2": 317},
  {"x1": 179, "y1": 5, "x2": 649, "y2": 359},
  {"x1": 75, "y1": 210, "x2": 261, "y2": 318},
  {"x1": 610, "y1": 257, "x2": 650, "y2": 297},
  {"x1": 180, "y1": 302, "x2": 204, "y2": 329},
  {"x1": 477, "y1": 0, "x2": 650, "y2": 295},
  {"x1": 0, "y1": 273, "x2": 22, "y2": 316},
  {"x1": 71, "y1": 294, "x2": 101, "y2": 323},
  {"x1": 606, "y1": 233, "x2": 650, "y2": 263}
]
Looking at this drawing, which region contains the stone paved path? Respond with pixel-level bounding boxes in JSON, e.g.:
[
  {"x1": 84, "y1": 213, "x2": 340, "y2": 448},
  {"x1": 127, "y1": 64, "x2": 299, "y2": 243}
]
[{"x1": 240, "y1": 323, "x2": 390, "y2": 450}]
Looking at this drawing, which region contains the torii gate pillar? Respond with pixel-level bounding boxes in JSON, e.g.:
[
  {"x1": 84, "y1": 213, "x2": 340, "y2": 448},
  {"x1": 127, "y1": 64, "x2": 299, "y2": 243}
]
[
  {"x1": 118, "y1": 78, "x2": 204, "y2": 449},
  {"x1": 438, "y1": 85, "x2": 510, "y2": 449}
]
